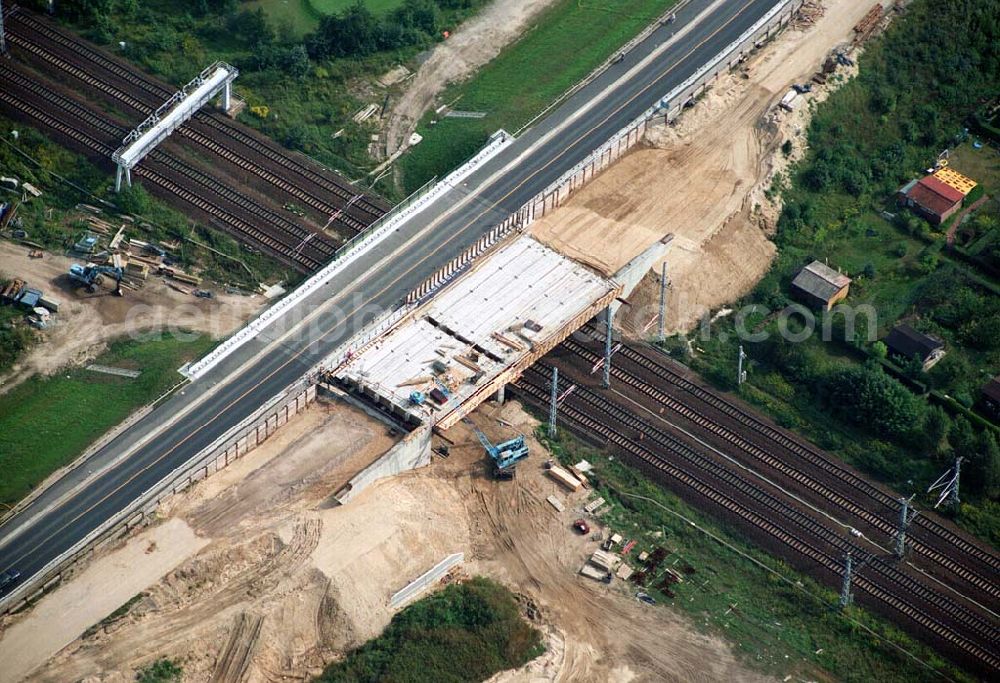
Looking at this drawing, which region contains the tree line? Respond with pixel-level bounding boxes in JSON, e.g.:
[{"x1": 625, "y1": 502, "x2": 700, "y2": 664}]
[
  {"x1": 306, "y1": 0, "x2": 486, "y2": 60},
  {"x1": 49, "y1": 0, "x2": 487, "y2": 78}
]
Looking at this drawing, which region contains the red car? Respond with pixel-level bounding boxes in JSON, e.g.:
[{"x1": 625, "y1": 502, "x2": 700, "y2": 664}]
[{"x1": 573, "y1": 519, "x2": 590, "y2": 535}]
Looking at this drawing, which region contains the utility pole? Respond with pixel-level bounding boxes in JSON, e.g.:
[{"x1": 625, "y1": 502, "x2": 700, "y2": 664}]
[
  {"x1": 838, "y1": 552, "x2": 854, "y2": 608},
  {"x1": 1, "y1": 0, "x2": 7, "y2": 56},
  {"x1": 603, "y1": 307, "x2": 613, "y2": 389},
  {"x1": 947, "y1": 456, "x2": 962, "y2": 507},
  {"x1": 737, "y1": 345, "x2": 748, "y2": 386},
  {"x1": 928, "y1": 456, "x2": 962, "y2": 509},
  {"x1": 657, "y1": 261, "x2": 668, "y2": 341},
  {"x1": 895, "y1": 496, "x2": 916, "y2": 559},
  {"x1": 549, "y1": 366, "x2": 558, "y2": 437}
]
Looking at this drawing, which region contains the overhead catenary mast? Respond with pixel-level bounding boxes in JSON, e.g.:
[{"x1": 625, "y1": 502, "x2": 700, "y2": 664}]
[{"x1": 1, "y1": 0, "x2": 7, "y2": 56}]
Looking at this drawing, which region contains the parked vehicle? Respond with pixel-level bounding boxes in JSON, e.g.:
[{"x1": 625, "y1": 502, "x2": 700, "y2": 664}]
[
  {"x1": 573, "y1": 519, "x2": 590, "y2": 535},
  {"x1": 0, "y1": 568, "x2": 21, "y2": 594}
]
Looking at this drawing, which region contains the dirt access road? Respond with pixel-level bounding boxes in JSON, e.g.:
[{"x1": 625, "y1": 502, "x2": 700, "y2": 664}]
[
  {"x1": 0, "y1": 398, "x2": 771, "y2": 683},
  {"x1": 382, "y1": 0, "x2": 560, "y2": 158},
  {"x1": 0, "y1": 240, "x2": 262, "y2": 394},
  {"x1": 531, "y1": 0, "x2": 881, "y2": 335}
]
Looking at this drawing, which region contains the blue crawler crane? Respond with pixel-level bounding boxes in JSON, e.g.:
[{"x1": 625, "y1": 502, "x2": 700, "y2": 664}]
[{"x1": 467, "y1": 420, "x2": 529, "y2": 479}]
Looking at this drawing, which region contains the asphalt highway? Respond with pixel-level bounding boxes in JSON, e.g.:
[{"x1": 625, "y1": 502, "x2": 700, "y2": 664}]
[{"x1": 0, "y1": 0, "x2": 784, "y2": 601}]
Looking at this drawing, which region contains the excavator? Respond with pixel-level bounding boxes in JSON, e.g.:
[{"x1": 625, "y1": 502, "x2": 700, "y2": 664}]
[{"x1": 68, "y1": 263, "x2": 125, "y2": 296}]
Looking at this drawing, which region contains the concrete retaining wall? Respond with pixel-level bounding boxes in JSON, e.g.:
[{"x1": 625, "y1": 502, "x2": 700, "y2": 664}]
[
  {"x1": 610, "y1": 235, "x2": 673, "y2": 316},
  {"x1": 334, "y1": 424, "x2": 432, "y2": 504},
  {"x1": 389, "y1": 552, "x2": 464, "y2": 608}
]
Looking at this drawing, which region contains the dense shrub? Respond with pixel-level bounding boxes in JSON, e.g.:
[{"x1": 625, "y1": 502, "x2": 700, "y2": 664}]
[
  {"x1": 315, "y1": 577, "x2": 543, "y2": 683},
  {"x1": 306, "y1": 0, "x2": 487, "y2": 60},
  {"x1": 823, "y1": 362, "x2": 925, "y2": 441}
]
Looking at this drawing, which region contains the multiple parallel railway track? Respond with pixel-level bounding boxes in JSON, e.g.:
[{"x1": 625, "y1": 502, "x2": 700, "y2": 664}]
[
  {"x1": 566, "y1": 324, "x2": 1000, "y2": 607},
  {"x1": 2, "y1": 3, "x2": 997, "y2": 675},
  {"x1": 0, "y1": 7, "x2": 389, "y2": 271},
  {"x1": 513, "y1": 330, "x2": 1000, "y2": 676}
]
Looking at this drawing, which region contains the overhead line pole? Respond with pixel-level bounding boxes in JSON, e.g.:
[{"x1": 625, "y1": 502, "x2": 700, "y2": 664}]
[
  {"x1": 1, "y1": 0, "x2": 7, "y2": 56},
  {"x1": 839, "y1": 552, "x2": 854, "y2": 608},
  {"x1": 895, "y1": 496, "x2": 916, "y2": 559},
  {"x1": 737, "y1": 345, "x2": 747, "y2": 386},
  {"x1": 657, "y1": 261, "x2": 668, "y2": 341},
  {"x1": 603, "y1": 307, "x2": 613, "y2": 389},
  {"x1": 549, "y1": 366, "x2": 559, "y2": 437}
]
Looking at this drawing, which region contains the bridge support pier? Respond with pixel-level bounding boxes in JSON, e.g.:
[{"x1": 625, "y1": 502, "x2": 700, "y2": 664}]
[
  {"x1": 114, "y1": 164, "x2": 132, "y2": 192},
  {"x1": 221, "y1": 80, "x2": 232, "y2": 112},
  {"x1": 495, "y1": 383, "x2": 506, "y2": 405}
]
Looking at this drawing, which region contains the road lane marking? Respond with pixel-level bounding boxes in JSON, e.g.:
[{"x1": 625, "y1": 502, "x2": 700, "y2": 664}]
[{"x1": 2, "y1": 0, "x2": 764, "y2": 573}]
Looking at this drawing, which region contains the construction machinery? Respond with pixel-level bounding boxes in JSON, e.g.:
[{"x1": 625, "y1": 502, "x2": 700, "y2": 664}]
[
  {"x1": 69, "y1": 263, "x2": 124, "y2": 296},
  {"x1": 468, "y1": 421, "x2": 528, "y2": 479}
]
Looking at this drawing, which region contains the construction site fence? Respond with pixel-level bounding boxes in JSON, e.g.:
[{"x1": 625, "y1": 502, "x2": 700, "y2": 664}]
[{"x1": 0, "y1": 380, "x2": 316, "y2": 616}]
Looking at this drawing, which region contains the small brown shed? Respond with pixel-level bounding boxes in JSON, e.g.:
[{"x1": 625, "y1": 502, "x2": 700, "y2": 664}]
[{"x1": 790, "y1": 261, "x2": 851, "y2": 311}]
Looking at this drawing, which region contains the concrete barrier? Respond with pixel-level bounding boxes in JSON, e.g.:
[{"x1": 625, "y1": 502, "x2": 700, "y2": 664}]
[
  {"x1": 389, "y1": 552, "x2": 465, "y2": 609},
  {"x1": 183, "y1": 130, "x2": 514, "y2": 381},
  {"x1": 333, "y1": 424, "x2": 432, "y2": 504}
]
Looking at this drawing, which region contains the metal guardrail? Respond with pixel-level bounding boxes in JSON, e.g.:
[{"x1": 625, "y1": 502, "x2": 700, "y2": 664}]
[
  {"x1": 183, "y1": 130, "x2": 514, "y2": 381},
  {"x1": 0, "y1": 0, "x2": 803, "y2": 617}
]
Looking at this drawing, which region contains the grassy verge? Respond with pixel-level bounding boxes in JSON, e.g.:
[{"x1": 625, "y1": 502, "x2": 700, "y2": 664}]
[
  {"x1": 314, "y1": 576, "x2": 544, "y2": 682},
  {"x1": 536, "y1": 427, "x2": 976, "y2": 683},
  {"x1": 0, "y1": 333, "x2": 215, "y2": 507},
  {"x1": 397, "y1": 0, "x2": 678, "y2": 193}
]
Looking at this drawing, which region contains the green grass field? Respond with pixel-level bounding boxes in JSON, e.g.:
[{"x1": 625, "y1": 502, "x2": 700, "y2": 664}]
[
  {"x1": 248, "y1": 0, "x2": 321, "y2": 38},
  {"x1": 0, "y1": 334, "x2": 215, "y2": 507},
  {"x1": 308, "y1": 0, "x2": 405, "y2": 14},
  {"x1": 396, "y1": 0, "x2": 679, "y2": 194}
]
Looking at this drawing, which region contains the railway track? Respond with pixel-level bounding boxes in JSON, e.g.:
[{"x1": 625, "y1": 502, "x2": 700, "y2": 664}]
[
  {"x1": 573, "y1": 323, "x2": 1000, "y2": 600},
  {"x1": 0, "y1": 66, "x2": 330, "y2": 270},
  {"x1": 515, "y1": 366, "x2": 1000, "y2": 674},
  {"x1": 6, "y1": 9, "x2": 387, "y2": 235}
]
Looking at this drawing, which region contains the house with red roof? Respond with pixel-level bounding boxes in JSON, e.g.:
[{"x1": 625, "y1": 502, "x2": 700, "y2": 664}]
[{"x1": 897, "y1": 174, "x2": 966, "y2": 225}]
